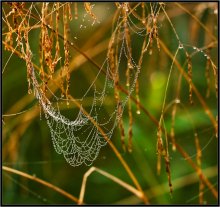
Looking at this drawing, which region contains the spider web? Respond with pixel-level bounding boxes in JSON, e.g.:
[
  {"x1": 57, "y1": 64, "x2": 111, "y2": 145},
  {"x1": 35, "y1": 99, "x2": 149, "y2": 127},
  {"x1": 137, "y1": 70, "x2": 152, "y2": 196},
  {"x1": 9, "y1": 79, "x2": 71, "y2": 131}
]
[{"x1": 30, "y1": 3, "x2": 157, "y2": 166}]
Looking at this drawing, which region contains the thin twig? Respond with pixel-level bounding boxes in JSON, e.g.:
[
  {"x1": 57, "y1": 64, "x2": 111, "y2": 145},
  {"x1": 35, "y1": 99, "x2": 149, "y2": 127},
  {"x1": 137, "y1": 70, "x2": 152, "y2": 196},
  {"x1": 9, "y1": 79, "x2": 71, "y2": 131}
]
[
  {"x1": 2, "y1": 166, "x2": 79, "y2": 203},
  {"x1": 175, "y1": 2, "x2": 217, "y2": 41},
  {"x1": 78, "y1": 167, "x2": 143, "y2": 204},
  {"x1": 159, "y1": 39, "x2": 217, "y2": 136},
  {"x1": 68, "y1": 94, "x2": 149, "y2": 204}
]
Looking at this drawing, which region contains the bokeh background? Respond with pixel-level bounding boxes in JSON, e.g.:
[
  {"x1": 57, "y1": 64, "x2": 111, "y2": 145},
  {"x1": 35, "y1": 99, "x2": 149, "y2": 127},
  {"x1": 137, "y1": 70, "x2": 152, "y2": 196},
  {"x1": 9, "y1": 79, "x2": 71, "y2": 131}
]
[{"x1": 2, "y1": 2, "x2": 218, "y2": 205}]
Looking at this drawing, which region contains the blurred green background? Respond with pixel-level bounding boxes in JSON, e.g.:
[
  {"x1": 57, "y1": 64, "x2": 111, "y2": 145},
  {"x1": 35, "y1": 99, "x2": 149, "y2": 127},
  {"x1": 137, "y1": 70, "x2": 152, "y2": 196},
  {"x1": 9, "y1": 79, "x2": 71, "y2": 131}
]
[{"x1": 2, "y1": 2, "x2": 218, "y2": 205}]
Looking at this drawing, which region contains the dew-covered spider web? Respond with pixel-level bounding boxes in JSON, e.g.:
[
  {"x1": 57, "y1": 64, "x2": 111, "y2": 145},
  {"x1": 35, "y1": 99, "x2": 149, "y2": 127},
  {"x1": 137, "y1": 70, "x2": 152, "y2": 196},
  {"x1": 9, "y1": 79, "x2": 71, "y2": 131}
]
[{"x1": 27, "y1": 2, "x2": 159, "y2": 166}]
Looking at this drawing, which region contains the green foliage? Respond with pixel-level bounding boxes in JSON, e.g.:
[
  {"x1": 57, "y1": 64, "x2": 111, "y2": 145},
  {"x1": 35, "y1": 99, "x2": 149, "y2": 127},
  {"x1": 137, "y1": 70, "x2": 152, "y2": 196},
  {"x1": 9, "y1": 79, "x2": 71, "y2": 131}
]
[{"x1": 2, "y1": 2, "x2": 218, "y2": 205}]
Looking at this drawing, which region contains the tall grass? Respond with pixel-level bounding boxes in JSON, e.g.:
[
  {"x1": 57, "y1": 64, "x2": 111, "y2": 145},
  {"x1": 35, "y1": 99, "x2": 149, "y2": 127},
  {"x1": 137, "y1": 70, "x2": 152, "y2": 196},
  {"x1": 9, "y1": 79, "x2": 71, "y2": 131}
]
[{"x1": 2, "y1": 2, "x2": 218, "y2": 205}]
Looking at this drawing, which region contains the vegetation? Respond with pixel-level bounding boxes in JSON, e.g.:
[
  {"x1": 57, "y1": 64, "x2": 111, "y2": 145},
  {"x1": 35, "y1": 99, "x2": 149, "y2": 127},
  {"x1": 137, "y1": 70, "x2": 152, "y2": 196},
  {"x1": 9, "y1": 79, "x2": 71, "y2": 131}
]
[{"x1": 2, "y1": 2, "x2": 218, "y2": 205}]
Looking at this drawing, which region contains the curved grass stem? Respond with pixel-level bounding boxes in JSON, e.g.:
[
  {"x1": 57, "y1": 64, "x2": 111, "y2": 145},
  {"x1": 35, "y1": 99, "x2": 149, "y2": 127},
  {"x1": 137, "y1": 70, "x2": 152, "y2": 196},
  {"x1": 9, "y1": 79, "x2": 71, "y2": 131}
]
[{"x1": 2, "y1": 166, "x2": 79, "y2": 203}]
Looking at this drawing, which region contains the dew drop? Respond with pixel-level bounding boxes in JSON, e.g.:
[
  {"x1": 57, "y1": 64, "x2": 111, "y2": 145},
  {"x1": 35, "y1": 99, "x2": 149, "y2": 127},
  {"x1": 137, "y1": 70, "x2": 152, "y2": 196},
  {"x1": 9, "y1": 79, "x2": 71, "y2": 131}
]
[
  {"x1": 74, "y1": 36, "x2": 77, "y2": 39},
  {"x1": 136, "y1": 110, "x2": 141, "y2": 115},
  {"x1": 80, "y1": 24, "x2": 83, "y2": 29},
  {"x1": 128, "y1": 148, "x2": 132, "y2": 153},
  {"x1": 193, "y1": 46, "x2": 197, "y2": 50},
  {"x1": 179, "y1": 44, "x2": 183, "y2": 49},
  {"x1": 175, "y1": 99, "x2": 180, "y2": 104},
  {"x1": 149, "y1": 50, "x2": 152, "y2": 55},
  {"x1": 172, "y1": 145, "x2": 176, "y2": 151},
  {"x1": 126, "y1": 83, "x2": 130, "y2": 87}
]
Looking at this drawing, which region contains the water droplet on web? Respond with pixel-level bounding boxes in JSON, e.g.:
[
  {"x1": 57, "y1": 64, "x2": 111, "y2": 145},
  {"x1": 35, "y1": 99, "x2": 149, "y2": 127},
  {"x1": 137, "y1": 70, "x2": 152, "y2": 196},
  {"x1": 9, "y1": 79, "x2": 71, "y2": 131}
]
[
  {"x1": 175, "y1": 99, "x2": 180, "y2": 104},
  {"x1": 80, "y1": 25, "x2": 83, "y2": 29},
  {"x1": 74, "y1": 36, "x2": 77, "y2": 39},
  {"x1": 126, "y1": 83, "x2": 130, "y2": 87},
  {"x1": 179, "y1": 44, "x2": 183, "y2": 49},
  {"x1": 149, "y1": 50, "x2": 152, "y2": 55},
  {"x1": 193, "y1": 46, "x2": 197, "y2": 50},
  {"x1": 136, "y1": 110, "x2": 141, "y2": 115}
]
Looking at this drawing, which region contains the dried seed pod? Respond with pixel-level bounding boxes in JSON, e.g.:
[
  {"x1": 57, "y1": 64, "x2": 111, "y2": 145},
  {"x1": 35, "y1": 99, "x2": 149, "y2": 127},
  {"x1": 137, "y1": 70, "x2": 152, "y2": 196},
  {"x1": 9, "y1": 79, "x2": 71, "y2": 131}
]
[
  {"x1": 186, "y1": 53, "x2": 193, "y2": 104},
  {"x1": 135, "y1": 80, "x2": 141, "y2": 115},
  {"x1": 156, "y1": 124, "x2": 163, "y2": 175},
  {"x1": 118, "y1": 102, "x2": 126, "y2": 152},
  {"x1": 74, "y1": 2, "x2": 78, "y2": 19},
  {"x1": 205, "y1": 54, "x2": 211, "y2": 98},
  {"x1": 170, "y1": 104, "x2": 177, "y2": 151},
  {"x1": 115, "y1": 2, "x2": 121, "y2": 9},
  {"x1": 63, "y1": 4, "x2": 70, "y2": 99},
  {"x1": 84, "y1": 3, "x2": 97, "y2": 22},
  {"x1": 194, "y1": 133, "x2": 204, "y2": 204},
  {"x1": 164, "y1": 155, "x2": 173, "y2": 194},
  {"x1": 128, "y1": 98, "x2": 133, "y2": 153},
  {"x1": 67, "y1": 3, "x2": 72, "y2": 21}
]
